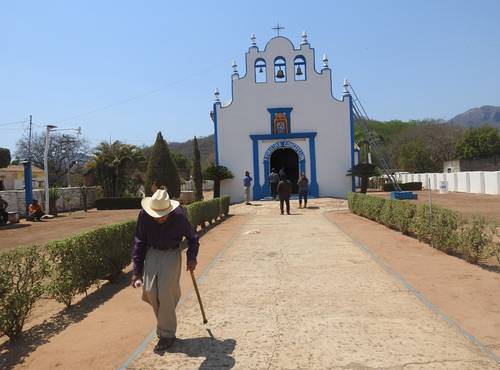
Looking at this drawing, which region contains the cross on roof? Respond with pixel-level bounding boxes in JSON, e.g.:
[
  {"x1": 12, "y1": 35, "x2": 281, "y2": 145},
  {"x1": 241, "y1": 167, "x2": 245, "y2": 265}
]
[{"x1": 272, "y1": 23, "x2": 285, "y2": 37}]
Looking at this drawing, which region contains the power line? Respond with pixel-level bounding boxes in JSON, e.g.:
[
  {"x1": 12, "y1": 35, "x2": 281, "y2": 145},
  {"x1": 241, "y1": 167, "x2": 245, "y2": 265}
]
[
  {"x1": 0, "y1": 119, "x2": 27, "y2": 127},
  {"x1": 53, "y1": 52, "x2": 245, "y2": 125}
]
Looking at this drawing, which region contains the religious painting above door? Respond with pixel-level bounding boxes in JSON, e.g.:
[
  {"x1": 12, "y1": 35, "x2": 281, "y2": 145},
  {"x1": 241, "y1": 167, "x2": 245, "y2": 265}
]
[{"x1": 273, "y1": 112, "x2": 289, "y2": 134}]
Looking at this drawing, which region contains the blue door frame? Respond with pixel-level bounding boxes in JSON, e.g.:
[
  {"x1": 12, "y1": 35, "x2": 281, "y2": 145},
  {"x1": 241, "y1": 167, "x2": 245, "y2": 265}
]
[{"x1": 249, "y1": 132, "x2": 319, "y2": 199}]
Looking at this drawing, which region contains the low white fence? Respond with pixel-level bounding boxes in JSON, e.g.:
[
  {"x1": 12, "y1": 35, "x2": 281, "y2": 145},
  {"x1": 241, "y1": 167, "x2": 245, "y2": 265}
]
[
  {"x1": 0, "y1": 186, "x2": 100, "y2": 216},
  {"x1": 181, "y1": 180, "x2": 214, "y2": 192},
  {"x1": 398, "y1": 171, "x2": 500, "y2": 195}
]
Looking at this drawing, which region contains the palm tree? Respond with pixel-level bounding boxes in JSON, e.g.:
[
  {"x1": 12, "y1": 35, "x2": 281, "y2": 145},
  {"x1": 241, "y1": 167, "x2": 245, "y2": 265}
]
[
  {"x1": 203, "y1": 164, "x2": 234, "y2": 198},
  {"x1": 93, "y1": 141, "x2": 145, "y2": 197}
]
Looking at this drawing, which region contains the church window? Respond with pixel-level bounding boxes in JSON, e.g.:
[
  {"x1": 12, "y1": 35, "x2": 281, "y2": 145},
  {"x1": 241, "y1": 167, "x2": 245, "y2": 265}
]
[
  {"x1": 255, "y1": 58, "x2": 267, "y2": 83},
  {"x1": 294, "y1": 56, "x2": 306, "y2": 81},
  {"x1": 274, "y1": 57, "x2": 286, "y2": 82}
]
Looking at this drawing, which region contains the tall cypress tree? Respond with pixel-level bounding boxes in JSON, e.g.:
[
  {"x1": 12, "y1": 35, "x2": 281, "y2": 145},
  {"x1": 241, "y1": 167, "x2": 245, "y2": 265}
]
[
  {"x1": 145, "y1": 132, "x2": 181, "y2": 197},
  {"x1": 192, "y1": 136, "x2": 203, "y2": 201}
]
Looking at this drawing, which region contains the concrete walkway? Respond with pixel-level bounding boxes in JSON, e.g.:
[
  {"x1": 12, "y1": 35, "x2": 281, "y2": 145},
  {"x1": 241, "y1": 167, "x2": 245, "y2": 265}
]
[{"x1": 125, "y1": 199, "x2": 498, "y2": 369}]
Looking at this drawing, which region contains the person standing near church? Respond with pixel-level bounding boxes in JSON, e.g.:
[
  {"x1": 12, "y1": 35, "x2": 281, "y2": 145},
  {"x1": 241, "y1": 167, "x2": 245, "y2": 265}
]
[
  {"x1": 243, "y1": 171, "x2": 253, "y2": 205},
  {"x1": 297, "y1": 172, "x2": 309, "y2": 208},
  {"x1": 131, "y1": 189, "x2": 199, "y2": 352},
  {"x1": 279, "y1": 166, "x2": 286, "y2": 180},
  {"x1": 277, "y1": 176, "x2": 292, "y2": 215},
  {"x1": 269, "y1": 169, "x2": 279, "y2": 200}
]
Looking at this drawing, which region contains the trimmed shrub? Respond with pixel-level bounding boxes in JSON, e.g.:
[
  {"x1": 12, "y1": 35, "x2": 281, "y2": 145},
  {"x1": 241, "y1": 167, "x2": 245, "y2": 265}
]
[
  {"x1": 412, "y1": 205, "x2": 460, "y2": 253},
  {"x1": 95, "y1": 197, "x2": 142, "y2": 210},
  {"x1": 46, "y1": 220, "x2": 136, "y2": 307},
  {"x1": 391, "y1": 200, "x2": 417, "y2": 235},
  {"x1": 383, "y1": 182, "x2": 422, "y2": 192},
  {"x1": 347, "y1": 192, "x2": 500, "y2": 265},
  {"x1": 459, "y1": 216, "x2": 496, "y2": 264},
  {"x1": 220, "y1": 196, "x2": 230, "y2": 216},
  {"x1": 0, "y1": 247, "x2": 49, "y2": 340}
]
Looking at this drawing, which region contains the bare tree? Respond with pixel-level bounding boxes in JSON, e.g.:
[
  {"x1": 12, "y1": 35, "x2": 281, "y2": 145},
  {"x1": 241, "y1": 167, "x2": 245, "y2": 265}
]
[{"x1": 15, "y1": 131, "x2": 90, "y2": 186}]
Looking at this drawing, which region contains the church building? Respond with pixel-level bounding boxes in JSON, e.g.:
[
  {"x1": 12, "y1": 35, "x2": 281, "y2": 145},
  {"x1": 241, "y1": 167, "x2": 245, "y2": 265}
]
[{"x1": 211, "y1": 31, "x2": 354, "y2": 202}]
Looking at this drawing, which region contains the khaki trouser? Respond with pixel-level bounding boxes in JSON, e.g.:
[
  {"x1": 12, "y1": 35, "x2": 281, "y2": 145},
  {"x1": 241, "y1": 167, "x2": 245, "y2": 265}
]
[
  {"x1": 244, "y1": 186, "x2": 251, "y2": 203},
  {"x1": 142, "y1": 247, "x2": 181, "y2": 338}
]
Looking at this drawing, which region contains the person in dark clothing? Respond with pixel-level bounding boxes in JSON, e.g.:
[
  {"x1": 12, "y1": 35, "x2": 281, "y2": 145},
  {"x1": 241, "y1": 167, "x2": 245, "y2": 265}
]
[
  {"x1": 27, "y1": 199, "x2": 44, "y2": 221},
  {"x1": 279, "y1": 166, "x2": 286, "y2": 180},
  {"x1": 269, "y1": 169, "x2": 279, "y2": 200},
  {"x1": 297, "y1": 172, "x2": 309, "y2": 208},
  {"x1": 277, "y1": 176, "x2": 292, "y2": 215},
  {"x1": 0, "y1": 196, "x2": 8, "y2": 224}
]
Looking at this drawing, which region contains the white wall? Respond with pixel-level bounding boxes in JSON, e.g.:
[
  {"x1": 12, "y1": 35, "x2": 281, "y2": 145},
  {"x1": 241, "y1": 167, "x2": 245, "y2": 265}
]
[
  {"x1": 405, "y1": 171, "x2": 500, "y2": 195},
  {"x1": 217, "y1": 36, "x2": 351, "y2": 202}
]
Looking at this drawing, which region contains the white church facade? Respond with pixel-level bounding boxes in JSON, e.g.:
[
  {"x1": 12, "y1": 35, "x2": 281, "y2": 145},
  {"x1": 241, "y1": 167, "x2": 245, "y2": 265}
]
[{"x1": 211, "y1": 32, "x2": 355, "y2": 203}]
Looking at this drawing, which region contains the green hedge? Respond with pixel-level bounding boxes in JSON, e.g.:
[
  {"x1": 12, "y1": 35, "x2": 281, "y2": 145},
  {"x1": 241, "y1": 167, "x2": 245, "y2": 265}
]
[
  {"x1": 382, "y1": 182, "x2": 422, "y2": 192},
  {"x1": 347, "y1": 192, "x2": 498, "y2": 262},
  {"x1": 0, "y1": 196, "x2": 231, "y2": 339},
  {"x1": 95, "y1": 197, "x2": 142, "y2": 210},
  {"x1": 46, "y1": 221, "x2": 136, "y2": 307},
  {"x1": 185, "y1": 196, "x2": 231, "y2": 229}
]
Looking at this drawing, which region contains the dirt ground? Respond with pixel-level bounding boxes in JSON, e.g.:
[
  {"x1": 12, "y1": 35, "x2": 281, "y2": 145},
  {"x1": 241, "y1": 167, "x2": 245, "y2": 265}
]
[
  {"x1": 0, "y1": 208, "x2": 139, "y2": 251},
  {"x1": 327, "y1": 210, "x2": 500, "y2": 356},
  {"x1": 372, "y1": 190, "x2": 500, "y2": 223},
  {"x1": 0, "y1": 211, "x2": 247, "y2": 370}
]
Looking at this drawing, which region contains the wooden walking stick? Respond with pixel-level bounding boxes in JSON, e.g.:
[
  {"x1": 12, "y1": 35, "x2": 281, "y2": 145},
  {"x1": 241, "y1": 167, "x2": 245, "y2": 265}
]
[{"x1": 190, "y1": 270, "x2": 208, "y2": 324}]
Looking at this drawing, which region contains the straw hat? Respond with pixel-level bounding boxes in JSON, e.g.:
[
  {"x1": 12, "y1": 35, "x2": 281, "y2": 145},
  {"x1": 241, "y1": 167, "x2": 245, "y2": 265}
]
[{"x1": 141, "y1": 189, "x2": 180, "y2": 218}]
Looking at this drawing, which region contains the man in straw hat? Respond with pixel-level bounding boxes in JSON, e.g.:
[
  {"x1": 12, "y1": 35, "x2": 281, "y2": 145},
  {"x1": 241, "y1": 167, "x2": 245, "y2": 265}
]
[{"x1": 131, "y1": 189, "x2": 199, "y2": 352}]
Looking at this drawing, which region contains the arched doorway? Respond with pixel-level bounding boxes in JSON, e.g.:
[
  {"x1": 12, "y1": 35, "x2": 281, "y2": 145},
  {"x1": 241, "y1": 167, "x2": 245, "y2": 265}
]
[{"x1": 270, "y1": 148, "x2": 299, "y2": 193}]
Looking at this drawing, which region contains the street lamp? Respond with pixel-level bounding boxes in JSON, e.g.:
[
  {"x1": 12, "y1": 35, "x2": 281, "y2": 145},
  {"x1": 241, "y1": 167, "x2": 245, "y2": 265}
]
[{"x1": 43, "y1": 125, "x2": 81, "y2": 216}]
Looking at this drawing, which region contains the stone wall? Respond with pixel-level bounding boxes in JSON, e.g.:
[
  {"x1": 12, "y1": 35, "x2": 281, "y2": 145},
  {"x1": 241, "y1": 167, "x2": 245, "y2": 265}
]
[{"x1": 0, "y1": 186, "x2": 101, "y2": 216}]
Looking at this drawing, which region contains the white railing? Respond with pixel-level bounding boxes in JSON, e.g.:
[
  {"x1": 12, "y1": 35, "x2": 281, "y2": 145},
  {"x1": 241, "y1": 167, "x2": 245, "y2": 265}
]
[{"x1": 399, "y1": 171, "x2": 500, "y2": 195}]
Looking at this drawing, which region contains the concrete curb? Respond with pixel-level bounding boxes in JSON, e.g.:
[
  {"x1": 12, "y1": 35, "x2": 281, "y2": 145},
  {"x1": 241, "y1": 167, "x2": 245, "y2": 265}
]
[
  {"x1": 323, "y1": 211, "x2": 500, "y2": 365},
  {"x1": 118, "y1": 214, "x2": 252, "y2": 370}
]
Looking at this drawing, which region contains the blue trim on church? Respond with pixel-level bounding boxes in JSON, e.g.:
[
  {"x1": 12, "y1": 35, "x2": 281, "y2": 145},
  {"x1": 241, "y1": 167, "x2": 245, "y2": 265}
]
[
  {"x1": 212, "y1": 102, "x2": 220, "y2": 166},
  {"x1": 249, "y1": 132, "x2": 319, "y2": 200},
  {"x1": 348, "y1": 95, "x2": 355, "y2": 192}
]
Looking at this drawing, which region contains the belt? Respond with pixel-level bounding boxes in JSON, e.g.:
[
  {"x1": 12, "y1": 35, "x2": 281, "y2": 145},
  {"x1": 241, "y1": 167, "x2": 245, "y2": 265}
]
[{"x1": 151, "y1": 244, "x2": 179, "y2": 251}]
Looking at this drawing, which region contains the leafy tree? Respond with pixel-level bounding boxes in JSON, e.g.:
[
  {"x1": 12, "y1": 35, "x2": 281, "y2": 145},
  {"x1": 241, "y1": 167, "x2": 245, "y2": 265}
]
[
  {"x1": 347, "y1": 163, "x2": 380, "y2": 194},
  {"x1": 192, "y1": 137, "x2": 203, "y2": 201},
  {"x1": 171, "y1": 152, "x2": 191, "y2": 180},
  {"x1": 203, "y1": 164, "x2": 234, "y2": 198},
  {"x1": 92, "y1": 141, "x2": 145, "y2": 197},
  {"x1": 455, "y1": 125, "x2": 500, "y2": 160},
  {"x1": 0, "y1": 148, "x2": 11, "y2": 168},
  {"x1": 15, "y1": 132, "x2": 90, "y2": 186},
  {"x1": 397, "y1": 141, "x2": 434, "y2": 173},
  {"x1": 145, "y1": 132, "x2": 181, "y2": 197}
]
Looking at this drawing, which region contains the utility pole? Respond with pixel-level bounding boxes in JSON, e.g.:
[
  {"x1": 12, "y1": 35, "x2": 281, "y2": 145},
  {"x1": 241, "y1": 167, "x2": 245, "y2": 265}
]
[{"x1": 28, "y1": 115, "x2": 33, "y2": 160}]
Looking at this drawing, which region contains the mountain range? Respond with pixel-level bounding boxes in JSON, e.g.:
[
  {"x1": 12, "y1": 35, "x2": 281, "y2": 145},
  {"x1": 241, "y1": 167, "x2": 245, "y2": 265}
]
[{"x1": 448, "y1": 105, "x2": 500, "y2": 128}]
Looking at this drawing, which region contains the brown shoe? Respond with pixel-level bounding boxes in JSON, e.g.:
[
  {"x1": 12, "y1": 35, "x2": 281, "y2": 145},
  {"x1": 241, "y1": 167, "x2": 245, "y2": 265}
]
[{"x1": 154, "y1": 337, "x2": 175, "y2": 352}]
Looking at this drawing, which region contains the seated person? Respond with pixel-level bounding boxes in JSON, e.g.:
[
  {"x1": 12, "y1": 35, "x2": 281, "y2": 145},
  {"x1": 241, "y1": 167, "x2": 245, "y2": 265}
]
[
  {"x1": 0, "y1": 195, "x2": 8, "y2": 224},
  {"x1": 27, "y1": 199, "x2": 45, "y2": 221}
]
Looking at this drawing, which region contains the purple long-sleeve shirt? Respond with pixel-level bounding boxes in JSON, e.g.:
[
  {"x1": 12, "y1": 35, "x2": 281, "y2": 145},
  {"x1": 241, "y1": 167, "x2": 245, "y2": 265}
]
[{"x1": 131, "y1": 207, "x2": 199, "y2": 276}]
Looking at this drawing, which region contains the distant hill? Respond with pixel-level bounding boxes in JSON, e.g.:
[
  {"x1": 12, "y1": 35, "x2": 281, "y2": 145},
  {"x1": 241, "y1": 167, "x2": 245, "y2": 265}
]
[
  {"x1": 169, "y1": 135, "x2": 214, "y2": 166},
  {"x1": 449, "y1": 105, "x2": 500, "y2": 128}
]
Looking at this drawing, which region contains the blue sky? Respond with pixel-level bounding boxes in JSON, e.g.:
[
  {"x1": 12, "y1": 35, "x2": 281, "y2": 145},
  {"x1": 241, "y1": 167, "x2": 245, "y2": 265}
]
[{"x1": 1, "y1": 0, "x2": 499, "y2": 154}]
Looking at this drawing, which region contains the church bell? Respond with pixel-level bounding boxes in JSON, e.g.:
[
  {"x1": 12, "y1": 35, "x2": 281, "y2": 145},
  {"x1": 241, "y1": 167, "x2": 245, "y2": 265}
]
[
  {"x1": 276, "y1": 67, "x2": 284, "y2": 79},
  {"x1": 259, "y1": 67, "x2": 263, "y2": 73},
  {"x1": 296, "y1": 65, "x2": 303, "y2": 76}
]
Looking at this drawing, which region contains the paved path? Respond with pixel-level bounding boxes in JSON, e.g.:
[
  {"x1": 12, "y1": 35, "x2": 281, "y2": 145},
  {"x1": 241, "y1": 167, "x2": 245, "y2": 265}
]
[{"x1": 126, "y1": 199, "x2": 498, "y2": 369}]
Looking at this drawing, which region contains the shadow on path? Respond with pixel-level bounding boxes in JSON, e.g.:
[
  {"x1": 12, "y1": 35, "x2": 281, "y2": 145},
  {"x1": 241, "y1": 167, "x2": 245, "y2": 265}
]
[
  {"x1": 0, "y1": 272, "x2": 131, "y2": 370},
  {"x1": 157, "y1": 331, "x2": 236, "y2": 369}
]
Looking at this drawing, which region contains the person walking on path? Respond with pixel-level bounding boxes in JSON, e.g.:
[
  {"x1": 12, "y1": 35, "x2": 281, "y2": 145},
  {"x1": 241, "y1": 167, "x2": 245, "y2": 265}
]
[
  {"x1": 269, "y1": 169, "x2": 279, "y2": 200},
  {"x1": 297, "y1": 172, "x2": 309, "y2": 208},
  {"x1": 279, "y1": 166, "x2": 286, "y2": 180},
  {"x1": 277, "y1": 176, "x2": 292, "y2": 215},
  {"x1": 243, "y1": 171, "x2": 253, "y2": 205},
  {"x1": 131, "y1": 189, "x2": 199, "y2": 352}
]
